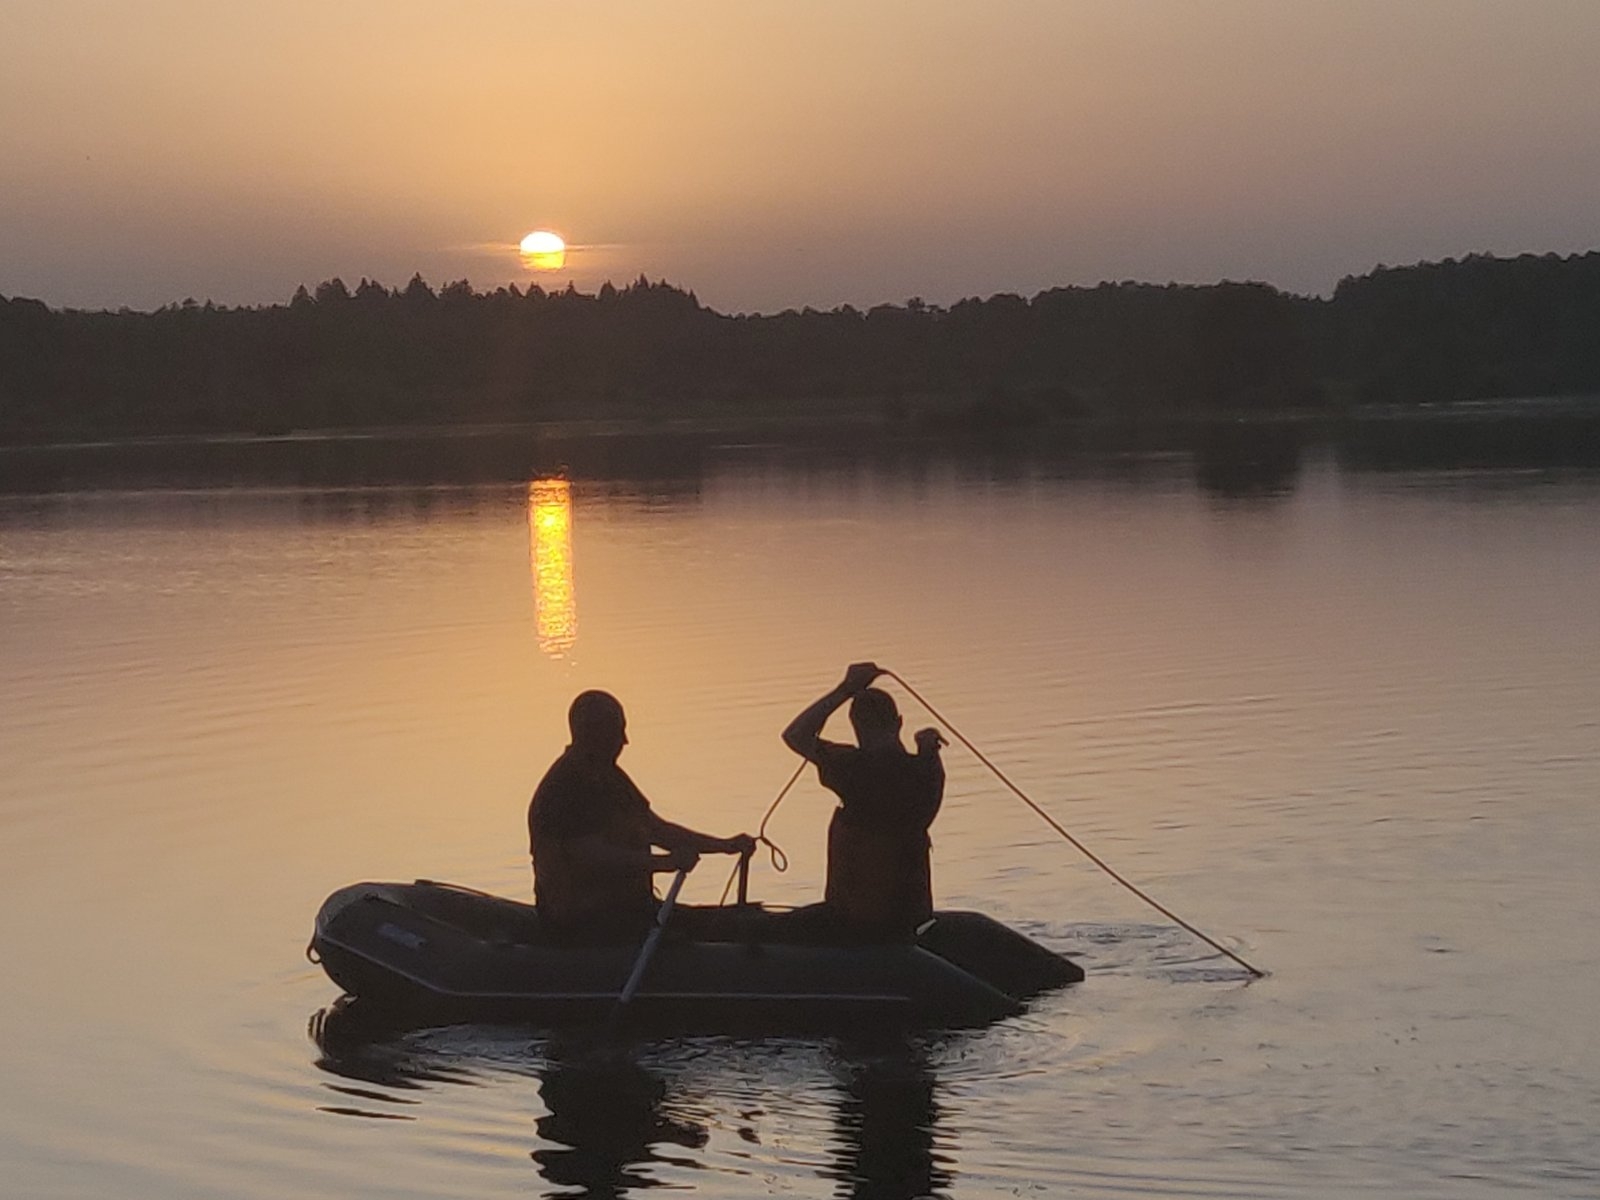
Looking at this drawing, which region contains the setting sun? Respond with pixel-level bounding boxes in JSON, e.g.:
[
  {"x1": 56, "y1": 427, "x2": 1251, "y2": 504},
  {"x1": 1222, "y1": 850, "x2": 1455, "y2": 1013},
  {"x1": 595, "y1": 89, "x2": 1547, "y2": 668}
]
[{"x1": 519, "y1": 230, "x2": 567, "y2": 271}]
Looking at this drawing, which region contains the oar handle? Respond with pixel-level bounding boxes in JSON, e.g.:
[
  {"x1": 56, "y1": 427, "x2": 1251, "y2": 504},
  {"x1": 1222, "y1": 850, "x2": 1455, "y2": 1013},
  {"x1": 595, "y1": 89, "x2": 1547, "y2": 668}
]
[
  {"x1": 657, "y1": 867, "x2": 689, "y2": 920},
  {"x1": 615, "y1": 868, "x2": 689, "y2": 1013}
]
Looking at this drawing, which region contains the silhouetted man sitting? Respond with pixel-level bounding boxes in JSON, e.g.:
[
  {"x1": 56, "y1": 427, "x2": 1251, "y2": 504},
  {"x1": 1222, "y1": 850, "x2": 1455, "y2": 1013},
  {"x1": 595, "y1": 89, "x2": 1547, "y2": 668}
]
[
  {"x1": 528, "y1": 690, "x2": 753, "y2": 943},
  {"x1": 782, "y1": 662, "x2": 947, "y2": 940}
]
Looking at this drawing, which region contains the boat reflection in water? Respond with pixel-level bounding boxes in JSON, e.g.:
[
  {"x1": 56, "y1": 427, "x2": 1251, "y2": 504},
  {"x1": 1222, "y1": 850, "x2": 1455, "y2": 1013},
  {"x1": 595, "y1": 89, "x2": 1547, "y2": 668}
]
[
  {"x1": 533, "y1": 1041, "x2": 950, "y2": 1198},
  {"x1": 310, "y1": 1000, "x2": 951, "y2": 1198},
  {"x1": 825, "y1": 1050, "x2": 950, "y2": 1199},
  {"x1": 533, "y1": 1041, "x2": 711, "y2": 1194},
  {"x1": 528, "y1": 478, "x2": 577, "y2": 657}
]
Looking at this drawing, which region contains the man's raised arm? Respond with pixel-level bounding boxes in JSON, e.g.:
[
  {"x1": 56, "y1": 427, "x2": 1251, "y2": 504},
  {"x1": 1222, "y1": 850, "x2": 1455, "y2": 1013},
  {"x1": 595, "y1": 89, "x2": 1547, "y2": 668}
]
[{"x1": 782, "y1": 661, "x2": 881, "y2": 760}]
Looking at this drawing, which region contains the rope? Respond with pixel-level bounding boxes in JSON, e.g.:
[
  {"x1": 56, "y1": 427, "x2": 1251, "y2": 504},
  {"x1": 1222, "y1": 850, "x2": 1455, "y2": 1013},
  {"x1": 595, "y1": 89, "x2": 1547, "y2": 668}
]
[
  {"x1": 885, "y1": 669, "x2": 1267, "y2": 979},
  {"x1": 718, "y1": 761, "x2": 801, "y2": 906}
]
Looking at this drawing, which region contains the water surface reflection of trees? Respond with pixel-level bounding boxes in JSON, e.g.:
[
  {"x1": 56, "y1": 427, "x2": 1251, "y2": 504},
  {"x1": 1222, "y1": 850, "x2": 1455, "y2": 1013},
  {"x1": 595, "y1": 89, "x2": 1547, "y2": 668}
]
[{"x1": 13, "y1": 402, "x2": 1600, "y2": 513}]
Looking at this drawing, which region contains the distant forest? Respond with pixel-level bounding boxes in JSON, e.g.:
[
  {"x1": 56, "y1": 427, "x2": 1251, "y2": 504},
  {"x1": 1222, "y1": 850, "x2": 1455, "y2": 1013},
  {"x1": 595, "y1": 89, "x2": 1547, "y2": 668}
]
[{"x1": 3, "y1": 250, "x2": 1599, "y2": 443}]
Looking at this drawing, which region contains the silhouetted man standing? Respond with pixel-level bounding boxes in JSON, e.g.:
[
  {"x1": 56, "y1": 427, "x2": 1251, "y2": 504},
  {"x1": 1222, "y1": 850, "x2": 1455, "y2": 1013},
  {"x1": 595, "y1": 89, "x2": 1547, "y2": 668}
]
[
  {"x1": 783, "y1": 663, "x2": 947, "y2": 938},
  {"x1": 529, "y1": 690, "x2": 752, "y2": 942}
]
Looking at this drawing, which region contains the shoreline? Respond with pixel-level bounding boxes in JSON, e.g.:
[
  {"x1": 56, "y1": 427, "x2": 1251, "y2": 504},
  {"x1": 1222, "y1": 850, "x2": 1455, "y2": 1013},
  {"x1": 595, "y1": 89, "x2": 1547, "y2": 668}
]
[{"x1": 4, "y1": 394, "x2": 1598, "y2": 457}]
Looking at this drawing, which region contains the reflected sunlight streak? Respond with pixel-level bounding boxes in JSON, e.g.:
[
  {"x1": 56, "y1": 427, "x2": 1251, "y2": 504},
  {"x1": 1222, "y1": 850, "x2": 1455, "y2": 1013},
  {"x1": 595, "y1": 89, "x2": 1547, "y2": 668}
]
[{"x1": 528, "y1": 479, "x2": 577, "y2": 658}]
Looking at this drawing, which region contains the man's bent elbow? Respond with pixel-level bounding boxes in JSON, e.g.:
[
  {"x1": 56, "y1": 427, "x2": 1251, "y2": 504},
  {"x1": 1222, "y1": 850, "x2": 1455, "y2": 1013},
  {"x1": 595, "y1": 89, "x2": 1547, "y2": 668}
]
[{"x1": 782, "y1": 727, "x2": 817, "y2": 758}]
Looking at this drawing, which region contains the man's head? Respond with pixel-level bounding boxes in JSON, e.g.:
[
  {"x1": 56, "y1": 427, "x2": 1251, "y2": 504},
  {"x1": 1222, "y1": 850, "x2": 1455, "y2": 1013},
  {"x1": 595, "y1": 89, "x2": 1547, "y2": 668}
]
[
  {"x1": 849, "y1": 687, "x2": 902, "y2": 749},
  {"x1": 568, "y1": 689, "x2": 627, "y2": 761}
]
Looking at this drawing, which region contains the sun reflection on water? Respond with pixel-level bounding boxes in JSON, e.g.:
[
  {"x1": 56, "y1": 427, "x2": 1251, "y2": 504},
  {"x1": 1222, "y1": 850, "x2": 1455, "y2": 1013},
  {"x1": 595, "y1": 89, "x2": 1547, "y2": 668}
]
[{"x1": 528, "y1": 479, "x2": 576, "y2": 658}]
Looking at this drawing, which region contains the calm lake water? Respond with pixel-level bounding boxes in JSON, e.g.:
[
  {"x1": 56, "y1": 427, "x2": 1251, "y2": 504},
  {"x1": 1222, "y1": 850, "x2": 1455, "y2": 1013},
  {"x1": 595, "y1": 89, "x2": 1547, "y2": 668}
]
[{"x1": 2, "y1": 433, "x2": 1598, "y2": 1198}]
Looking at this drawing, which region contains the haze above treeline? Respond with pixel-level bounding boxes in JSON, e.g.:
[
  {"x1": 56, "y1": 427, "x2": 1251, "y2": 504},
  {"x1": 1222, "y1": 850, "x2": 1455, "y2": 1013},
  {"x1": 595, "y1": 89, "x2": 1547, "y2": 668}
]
[{"x1": 3, "y1": 249, "x2": 1599, "y2": 445}]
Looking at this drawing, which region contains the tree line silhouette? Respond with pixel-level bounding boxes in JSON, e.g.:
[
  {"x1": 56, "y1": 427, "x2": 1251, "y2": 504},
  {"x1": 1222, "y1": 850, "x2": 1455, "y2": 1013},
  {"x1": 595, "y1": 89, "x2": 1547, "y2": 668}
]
[{"x1": 3, "y1": 250, "x2": 1598, "y2": 443}]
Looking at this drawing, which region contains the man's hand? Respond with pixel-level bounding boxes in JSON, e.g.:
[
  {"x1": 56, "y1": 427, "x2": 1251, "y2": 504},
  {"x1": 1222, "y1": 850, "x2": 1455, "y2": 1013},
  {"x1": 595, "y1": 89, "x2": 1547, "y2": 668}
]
[
  {"x1": 724, "y1": 833, "x2": 758, "y2": 857},
  {"x1": 841, "y1": 661, "x2": 882, "y2": 695},
  {"x1": 664, "y1": 846, "x2": 701, "y2": 873},
  {"x1": 914, "y1": 726, "x2": 948, "y2": 754}
]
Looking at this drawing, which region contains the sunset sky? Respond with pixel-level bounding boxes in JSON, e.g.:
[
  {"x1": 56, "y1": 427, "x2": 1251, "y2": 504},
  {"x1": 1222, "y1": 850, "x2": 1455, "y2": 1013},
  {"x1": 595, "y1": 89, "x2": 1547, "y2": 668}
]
[{"x1": 4, "y1": 0, "x2": 1599, "y2": 313}]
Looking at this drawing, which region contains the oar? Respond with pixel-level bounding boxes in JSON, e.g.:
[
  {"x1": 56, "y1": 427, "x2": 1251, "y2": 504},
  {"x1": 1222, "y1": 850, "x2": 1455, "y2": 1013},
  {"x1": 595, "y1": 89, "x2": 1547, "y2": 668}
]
[{"x1": 608, "y1": 868, "x2": 689, "y2": 1032}]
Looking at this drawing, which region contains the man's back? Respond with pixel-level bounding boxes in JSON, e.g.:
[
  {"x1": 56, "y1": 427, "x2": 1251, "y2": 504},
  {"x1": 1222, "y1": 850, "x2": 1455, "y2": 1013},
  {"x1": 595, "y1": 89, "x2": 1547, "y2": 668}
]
[
  {"x1": 814, "y1": 739, "x2": 943, "y2": 832},
  {"x1": 528, "y1": 689, "x2": 752, "y2": 942},
  {"x1": 527, "y1": 748, "x2": 654, "y2": 931},
  {"x1": 782, "y1": 666, "x2": 950, "y2": 935},
  {"x1": 813, "y1": 739, "x2": 944, "y2": 930}
]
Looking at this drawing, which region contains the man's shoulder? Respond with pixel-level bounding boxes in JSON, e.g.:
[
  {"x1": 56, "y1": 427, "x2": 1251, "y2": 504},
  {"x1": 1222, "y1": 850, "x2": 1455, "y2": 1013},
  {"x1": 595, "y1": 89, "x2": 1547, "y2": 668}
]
[
  {"x1": 530, "y1": 749, "x2": 600, "y2": 816},
  {"x1": 532, "y1": 748, "x2": 579, "y2": 792},
  {"x1": 828, "y1": 742, "x2": 936, "y2": 792},
  {"x1": 812, "y1": 738, "x2": 857, "y2": 763},
  {"x1": 529, "y1": 751, "x2": 596, "y2": 841},
  {"x1": 531, "y1": 751, "x2": 644, "y2": 809},
  {"x1": 824, "y1": 741, "x2": 918, "y2": 768}
]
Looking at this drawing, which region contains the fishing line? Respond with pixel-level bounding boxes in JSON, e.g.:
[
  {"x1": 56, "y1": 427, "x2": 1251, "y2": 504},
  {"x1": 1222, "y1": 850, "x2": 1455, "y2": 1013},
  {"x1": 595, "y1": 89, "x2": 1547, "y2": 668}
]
[
  {"x1": 718, "y1": 762, "x2": 800, "y2": 906},
  {"x1": 885, "y1": 669, "x2": 1266, "y2": 979}
]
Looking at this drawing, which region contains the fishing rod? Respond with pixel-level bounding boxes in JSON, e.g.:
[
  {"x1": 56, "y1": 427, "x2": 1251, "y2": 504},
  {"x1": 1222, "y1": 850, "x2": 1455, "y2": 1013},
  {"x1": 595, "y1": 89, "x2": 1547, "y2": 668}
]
[
  {"x1": 883, "y1": 668, "x2": 1266, "y2": 979},
  {"x1": 725, "y1": 667, "x2": 1265, "y2": 978}
]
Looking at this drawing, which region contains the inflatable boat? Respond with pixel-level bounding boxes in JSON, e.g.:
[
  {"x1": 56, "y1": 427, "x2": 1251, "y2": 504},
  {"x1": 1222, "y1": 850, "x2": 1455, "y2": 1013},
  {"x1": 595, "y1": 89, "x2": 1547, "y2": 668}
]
[{"x1": 310, "y1": 879, "x2": 1083, "y2": 1032}]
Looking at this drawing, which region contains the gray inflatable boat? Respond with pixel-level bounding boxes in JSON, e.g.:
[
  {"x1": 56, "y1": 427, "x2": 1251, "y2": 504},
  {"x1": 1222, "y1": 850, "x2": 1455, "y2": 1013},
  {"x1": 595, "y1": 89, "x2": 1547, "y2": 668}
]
[{"x1": 310, "y1": 880, "x2": 1083, "y2": 1032}]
